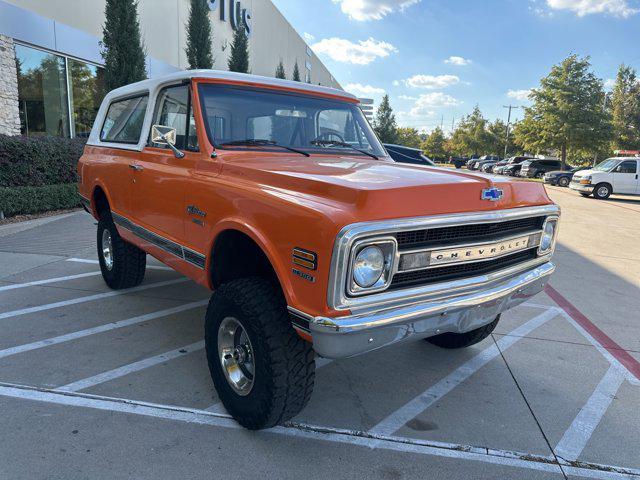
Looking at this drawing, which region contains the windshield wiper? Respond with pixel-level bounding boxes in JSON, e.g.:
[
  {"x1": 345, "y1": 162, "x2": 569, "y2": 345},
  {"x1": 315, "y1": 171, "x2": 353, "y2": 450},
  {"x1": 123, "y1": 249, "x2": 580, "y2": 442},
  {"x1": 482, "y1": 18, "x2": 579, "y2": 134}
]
[
  {"x1": 309, "y1": 139, "x2": 379, "y2": 160},
  {"x1": 219, "y1": 139, "x2": 309, "y2": 157}
]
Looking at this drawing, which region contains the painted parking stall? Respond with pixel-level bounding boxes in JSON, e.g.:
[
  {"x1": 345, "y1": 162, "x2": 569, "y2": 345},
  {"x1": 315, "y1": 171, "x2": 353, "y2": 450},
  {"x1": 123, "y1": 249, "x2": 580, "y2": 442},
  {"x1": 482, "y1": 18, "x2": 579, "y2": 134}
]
[{"x1": 0, "y1": 210, "x2": 639, "y2": 479}]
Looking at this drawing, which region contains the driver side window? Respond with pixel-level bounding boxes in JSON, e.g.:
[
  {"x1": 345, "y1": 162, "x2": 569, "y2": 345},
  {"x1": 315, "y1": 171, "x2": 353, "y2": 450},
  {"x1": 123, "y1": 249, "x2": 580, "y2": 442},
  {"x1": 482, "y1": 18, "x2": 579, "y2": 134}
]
[
  {"x1": 150, "y1": 84, "x2": 199, "y2": 151},
  {"x1": 616, "y1": 161, "x2": 637, "y2": 174},
  {"x1": 318, "y1": 109, "x2": 371, "y2": 149}
]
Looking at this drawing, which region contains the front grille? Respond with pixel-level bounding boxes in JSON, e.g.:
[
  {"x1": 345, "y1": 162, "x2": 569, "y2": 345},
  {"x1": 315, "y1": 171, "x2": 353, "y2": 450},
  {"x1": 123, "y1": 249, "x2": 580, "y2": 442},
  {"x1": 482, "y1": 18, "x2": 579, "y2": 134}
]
[
  {"x1": 395, "y1": 216, "x2": 545, "y2": 250},
  {"x1": 389, "y1": 248, "x2": 538, "y2": 290}
]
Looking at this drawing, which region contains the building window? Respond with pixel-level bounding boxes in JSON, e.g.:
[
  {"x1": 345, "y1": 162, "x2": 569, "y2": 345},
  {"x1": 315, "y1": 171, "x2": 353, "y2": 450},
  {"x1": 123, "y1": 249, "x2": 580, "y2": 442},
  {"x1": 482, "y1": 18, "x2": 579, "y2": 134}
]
[
  {"x1": 16, "y1": 44, "x2": 70, "y2": 137},
  {"x1": 68, "y1": 59, "x2": 105, "y2": 138}
]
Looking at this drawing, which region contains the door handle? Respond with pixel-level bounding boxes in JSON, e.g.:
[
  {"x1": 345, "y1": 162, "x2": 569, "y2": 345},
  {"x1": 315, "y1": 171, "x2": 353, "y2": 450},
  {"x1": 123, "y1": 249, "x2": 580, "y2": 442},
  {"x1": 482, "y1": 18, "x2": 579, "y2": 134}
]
[{"x1": 129, "y1": 164, "x2": 144, "y2": 172}]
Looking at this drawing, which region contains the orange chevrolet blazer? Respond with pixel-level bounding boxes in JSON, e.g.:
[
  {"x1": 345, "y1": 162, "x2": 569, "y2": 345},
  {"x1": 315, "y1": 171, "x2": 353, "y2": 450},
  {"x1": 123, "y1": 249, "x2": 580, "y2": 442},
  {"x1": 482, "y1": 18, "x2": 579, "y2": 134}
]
[{"x1": 78, "y1": 70, "x2": 560, "y2": 429}]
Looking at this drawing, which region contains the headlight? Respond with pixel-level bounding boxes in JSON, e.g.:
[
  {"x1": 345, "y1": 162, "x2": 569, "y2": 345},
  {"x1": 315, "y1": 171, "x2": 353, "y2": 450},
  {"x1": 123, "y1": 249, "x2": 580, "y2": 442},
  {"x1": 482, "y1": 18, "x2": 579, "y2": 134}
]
[
  {"x1": 348, "y1": 238, "x2": 396, "y2": 295},
  {"x1": 353, "y1": 246, "x2": 384, "y2": 287},
  {"x1": 579, "y1": 176, "x2": 592, "y2": 185},
  {"x1": 538, "y1": 217, "x2": 559, "y2": 255}
]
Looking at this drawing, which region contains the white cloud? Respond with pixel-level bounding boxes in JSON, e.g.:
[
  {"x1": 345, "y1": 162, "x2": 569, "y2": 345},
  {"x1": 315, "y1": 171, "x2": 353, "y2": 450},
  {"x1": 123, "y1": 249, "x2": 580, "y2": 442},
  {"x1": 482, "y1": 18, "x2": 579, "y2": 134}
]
[
  {"x1": 398, "y1": 94, "x2": 418, "y2": 100},
  {"x1": 546, "y1": 0, "x2": 639, "y2": 17},
  {"x1": 303, "y1": 32, "x2": 315, "y2": 42},
  {"x1": 604, "y1": 78, "x2": 616, "y2": 90},
  {"x1": 403, "y1": 74, "x2": 460, "y2": 89},
  {"x1": 507, "y1": 89, "x2": 534, "y2": 101},
  {"x1": 407, "y1": 93, "x2": 462, "y2": 116},
  {"x1": 311, "y1": 37, "x2": 397, "y2": 65},
  {"x1": 445, "y1": 56, "x2": 472, "y2": 66},
  {"x1": 392, "y1": 80, "x2": 401, "y2": 86},
  {"x1": 345, "y1": 83, "x2": 386, "y2": 97},
  {"x1": 332, "y1": 0, "x2": 421, "y2": 21}
]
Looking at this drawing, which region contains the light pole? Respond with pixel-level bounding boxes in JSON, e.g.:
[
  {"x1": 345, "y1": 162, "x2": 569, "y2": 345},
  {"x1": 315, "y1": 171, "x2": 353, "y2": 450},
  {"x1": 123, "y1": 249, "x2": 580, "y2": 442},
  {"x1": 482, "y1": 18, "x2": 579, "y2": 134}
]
[{"x1": 503, "y1": 105, "x2": 521, "y2": 157}]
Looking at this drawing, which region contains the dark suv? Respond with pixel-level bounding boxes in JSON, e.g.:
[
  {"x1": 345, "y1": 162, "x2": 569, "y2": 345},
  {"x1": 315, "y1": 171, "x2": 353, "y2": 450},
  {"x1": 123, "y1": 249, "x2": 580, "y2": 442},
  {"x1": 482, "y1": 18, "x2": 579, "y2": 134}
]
[{"x1": 520, "y1": 159, "x2": 563, "y2": 178}]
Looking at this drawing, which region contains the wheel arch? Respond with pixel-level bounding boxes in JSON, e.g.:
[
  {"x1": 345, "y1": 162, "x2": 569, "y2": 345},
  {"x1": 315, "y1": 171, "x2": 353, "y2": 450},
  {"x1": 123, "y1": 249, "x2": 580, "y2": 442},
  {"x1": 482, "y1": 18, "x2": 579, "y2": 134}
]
[{"x1": 207, "y1": 220, "x2": 293, "y2": 304}]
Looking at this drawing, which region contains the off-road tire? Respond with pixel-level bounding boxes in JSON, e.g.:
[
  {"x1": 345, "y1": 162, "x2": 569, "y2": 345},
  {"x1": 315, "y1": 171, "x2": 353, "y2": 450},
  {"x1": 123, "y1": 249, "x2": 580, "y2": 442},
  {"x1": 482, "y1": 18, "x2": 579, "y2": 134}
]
[
  {"x1": 558, "y1": 177, "x2": 570, "y2": 187},
  {"x1": 593, "y1": 183, "x2": 612, "y2": 200},
  {"x1": 427, "y1": 315, "x2": 500, "y2": 349},
  {"x1": 205, "y1": 278, "x2": 315, "y2": 430},
  {"x1": 97, "y1": 214, "x2": 146, "y2": 289}
]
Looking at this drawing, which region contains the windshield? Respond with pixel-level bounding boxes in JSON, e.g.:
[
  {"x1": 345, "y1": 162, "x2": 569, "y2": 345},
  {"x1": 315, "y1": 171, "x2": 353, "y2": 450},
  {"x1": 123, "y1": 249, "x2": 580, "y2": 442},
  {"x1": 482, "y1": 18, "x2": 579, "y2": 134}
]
[
  {"x1": 593, "y1": 158, "x2": 620, "y2": 172},
  {"x1": 198, "y1": 84, "x2": 385, "y2": 158}
]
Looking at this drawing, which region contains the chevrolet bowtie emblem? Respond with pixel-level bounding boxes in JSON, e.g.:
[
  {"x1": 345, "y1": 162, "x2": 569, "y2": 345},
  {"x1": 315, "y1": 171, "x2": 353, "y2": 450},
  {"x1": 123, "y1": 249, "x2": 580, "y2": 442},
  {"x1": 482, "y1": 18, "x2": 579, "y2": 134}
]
[{"x1": 481, "y1": 187, "x2": 504, "y2": 201}]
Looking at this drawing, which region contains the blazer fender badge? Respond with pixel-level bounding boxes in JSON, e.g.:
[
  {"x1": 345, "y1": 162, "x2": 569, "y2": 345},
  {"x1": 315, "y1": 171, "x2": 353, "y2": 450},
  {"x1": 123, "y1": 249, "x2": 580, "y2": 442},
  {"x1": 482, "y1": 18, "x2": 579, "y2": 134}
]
[
  {"x1": 292, "y1": 268, "x2": 315, "y2": 283},
  {"x1": 186, "y1": 205, "x2": 207, "y2": 217}
]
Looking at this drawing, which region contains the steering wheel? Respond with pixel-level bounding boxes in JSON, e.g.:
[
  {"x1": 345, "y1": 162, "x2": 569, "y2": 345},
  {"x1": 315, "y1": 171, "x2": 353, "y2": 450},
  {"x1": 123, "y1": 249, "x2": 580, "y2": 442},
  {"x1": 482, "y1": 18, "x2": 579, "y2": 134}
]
[{"x1": 316, "y1": 130, "x2": 346, "y2": 144}]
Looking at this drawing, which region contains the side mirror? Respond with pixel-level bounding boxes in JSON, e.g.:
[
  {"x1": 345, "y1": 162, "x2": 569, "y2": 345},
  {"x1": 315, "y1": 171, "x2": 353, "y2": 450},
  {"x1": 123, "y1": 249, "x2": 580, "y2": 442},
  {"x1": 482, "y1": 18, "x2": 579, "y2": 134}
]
[{"x1": 151, "y1": 125, "x2": 185, "y2": 159}]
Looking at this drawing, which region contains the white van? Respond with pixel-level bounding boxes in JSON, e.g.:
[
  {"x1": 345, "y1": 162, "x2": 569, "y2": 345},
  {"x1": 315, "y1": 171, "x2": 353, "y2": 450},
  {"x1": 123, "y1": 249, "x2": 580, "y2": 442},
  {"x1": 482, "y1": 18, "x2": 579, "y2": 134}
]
[{"x1": 570, "y1": 157, "x2": 639, "y2": 199}]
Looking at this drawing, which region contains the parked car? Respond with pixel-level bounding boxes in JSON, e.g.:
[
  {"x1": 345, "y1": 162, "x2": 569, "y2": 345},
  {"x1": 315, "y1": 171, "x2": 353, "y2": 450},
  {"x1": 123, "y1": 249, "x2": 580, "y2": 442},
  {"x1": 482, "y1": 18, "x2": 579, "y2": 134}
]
[
  {"x1": 520, "y1": 159, "x2": 563, "y2": 178},
  {"x1": 466, "y1": 156, "x2": 480, "y2": 169},
  {"x1": 480, "y1": 158, "x2": 504, "y2": 173},
  {"x1": 78, "y1": 70, "x2": 560, "y2": 430},
  {"x1": 570, "y1": 157, "x2": 640, "y2": 199},
  {"x1": 544, "y1": 166, "x2": 589, "y2": 187},
  {"x1": 384, "y1": 143, "x2": 435, "y2": 166},
  {"x1": 449, "y1": 156, "x2": 469, "y2": 169},
  {"x1": 494, "y1": 156, "x2": 534, "y2": 175},
  {"x1": 469, "y1": 155, "x2": 501, "y2": 170}
]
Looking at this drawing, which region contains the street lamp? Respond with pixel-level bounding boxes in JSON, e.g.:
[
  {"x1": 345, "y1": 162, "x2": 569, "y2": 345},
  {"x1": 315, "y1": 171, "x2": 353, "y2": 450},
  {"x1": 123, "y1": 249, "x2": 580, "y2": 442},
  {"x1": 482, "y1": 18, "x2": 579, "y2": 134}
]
[{"x1": 503, "y1": 105, "x2": 521, "y2": 157}]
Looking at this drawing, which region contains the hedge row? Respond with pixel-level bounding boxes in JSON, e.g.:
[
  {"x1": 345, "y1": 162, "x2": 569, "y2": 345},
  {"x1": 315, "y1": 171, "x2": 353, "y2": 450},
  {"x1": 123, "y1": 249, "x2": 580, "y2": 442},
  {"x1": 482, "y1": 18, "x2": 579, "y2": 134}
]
[
  {"x1": 0, "y1": 134, "x2": 86, "y2": 188},
  {"x1": 0, "y1": 183, "x2": 81, "y2": 217}
]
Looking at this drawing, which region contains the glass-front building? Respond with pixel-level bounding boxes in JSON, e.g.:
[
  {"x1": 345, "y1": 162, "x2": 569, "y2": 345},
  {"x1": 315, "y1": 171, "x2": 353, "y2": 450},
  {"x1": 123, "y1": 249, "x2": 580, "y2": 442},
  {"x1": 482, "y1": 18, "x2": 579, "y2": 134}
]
[{"x1": 15, "y1": 44, "x2": 105, "y2": 138}]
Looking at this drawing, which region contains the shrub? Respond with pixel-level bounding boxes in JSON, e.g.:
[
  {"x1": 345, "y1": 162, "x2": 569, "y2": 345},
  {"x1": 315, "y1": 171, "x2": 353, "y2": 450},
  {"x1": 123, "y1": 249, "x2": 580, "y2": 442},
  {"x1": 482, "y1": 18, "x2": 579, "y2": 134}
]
[
  {"x1": 0, "y1": 183, "x2": 81, "y2": 217},
  {"x1": 0, "y1": 135, "x2": 86, "y2": 188}
]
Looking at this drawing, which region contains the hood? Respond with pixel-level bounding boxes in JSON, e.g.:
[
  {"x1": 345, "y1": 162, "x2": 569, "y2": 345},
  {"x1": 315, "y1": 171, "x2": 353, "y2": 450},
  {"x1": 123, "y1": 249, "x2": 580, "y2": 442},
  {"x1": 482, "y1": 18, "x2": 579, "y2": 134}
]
[
  {"x1": 546, "y1": 170, "x2": 572, "y2": 176},
  {"x1": 572, "y1": 169, "x2": 597, "y2": 178},
  {"x1": 221, "y1": 153, "x2": 552, "y2": 221}
]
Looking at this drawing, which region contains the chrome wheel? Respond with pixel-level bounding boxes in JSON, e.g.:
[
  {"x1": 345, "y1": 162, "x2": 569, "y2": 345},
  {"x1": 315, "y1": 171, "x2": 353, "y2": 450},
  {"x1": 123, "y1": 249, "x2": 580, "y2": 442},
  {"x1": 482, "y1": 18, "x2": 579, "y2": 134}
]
[
  {"x1": 597, "y1": 186, "x2": 609, "y2": 197},
  {"x1": 101, "y1": 229, "x2": 114, "y2": 271},
  {"x1": 218, "y1": 317, "x2": 255, "y2": 396}
]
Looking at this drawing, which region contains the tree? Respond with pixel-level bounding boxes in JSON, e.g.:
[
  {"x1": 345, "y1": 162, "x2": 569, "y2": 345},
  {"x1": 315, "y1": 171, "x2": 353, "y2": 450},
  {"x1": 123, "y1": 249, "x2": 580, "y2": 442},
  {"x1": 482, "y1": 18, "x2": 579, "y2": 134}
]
[
  {"x1": 227, "y1": 24, "x2": 250, "y2": 73},
  {"x1": 448, "y1": 106, "x2": 490, "y2": 156},
  {"x1": 610, "y1": 64, "x2": 640, "y2": 150},
  {"x1": 292, "y1": 61, "x2": 301, "y2": 82},
  {"x1": 185, "y1": 0, "x2": 213, "y2": 70},
  {"x1": 396, "y1": 127, "x2": 422, "y2": 149},
  {"x1": 372, "y1": 95, "x2": 398, "y2": 143},
  {"x1": 101, "y1": 0, "x2": 146, "y2": 90},
  {"x1": 421, "y1": 127, "x2": 448, "y2": 159},
  {"x1": 275, "y1": 60, "x2": 286, "y2": 79},
  {"x1": 486, "y1": 119, "x2": 508, "y2": 155},
  {"x1": 513, "y1": 55, "x2": 611, "y2": 168}
]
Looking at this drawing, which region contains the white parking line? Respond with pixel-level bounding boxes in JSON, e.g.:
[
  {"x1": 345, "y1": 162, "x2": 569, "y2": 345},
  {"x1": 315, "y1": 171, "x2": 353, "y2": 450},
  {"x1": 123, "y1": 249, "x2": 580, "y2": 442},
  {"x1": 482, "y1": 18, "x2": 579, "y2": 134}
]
[
  {"x1": 66, "y1": 258, "x2": 172, "y2": 271},
  {"x1": 369, "y1": 308, "x2": 560, "y2": 436},
  {"x1": 0, "y1": 278, "x2": 189, "y2": 321},
  {"x1": 0, "y1": 300, "x2": 208, "y2": 360},
  {"x1": 555, "y1": 366, "x2": 626, "y2": 462},
  {"x1": 0, "y1": 271, "x2": 102, "y2": 292},
  {"x1": 57, "y1": 341, "x2": 205, "y2": 392},
  {"x1": 2, "y1": 383, "x2": 639, "y2": 480}
]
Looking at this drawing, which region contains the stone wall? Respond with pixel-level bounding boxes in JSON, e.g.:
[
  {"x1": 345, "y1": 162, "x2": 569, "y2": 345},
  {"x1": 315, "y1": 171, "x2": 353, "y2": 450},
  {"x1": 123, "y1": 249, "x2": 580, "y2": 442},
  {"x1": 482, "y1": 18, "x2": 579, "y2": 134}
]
[{"x1": 0, "y1": 34, "x2": 21, "y2": 136}]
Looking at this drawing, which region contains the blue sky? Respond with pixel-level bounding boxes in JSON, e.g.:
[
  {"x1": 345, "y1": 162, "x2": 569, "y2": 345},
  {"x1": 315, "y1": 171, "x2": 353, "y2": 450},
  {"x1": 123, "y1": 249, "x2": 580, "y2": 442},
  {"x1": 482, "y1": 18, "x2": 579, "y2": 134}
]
[{"x1": 271, "y1": 0, "x2": 640, "y2": 133}]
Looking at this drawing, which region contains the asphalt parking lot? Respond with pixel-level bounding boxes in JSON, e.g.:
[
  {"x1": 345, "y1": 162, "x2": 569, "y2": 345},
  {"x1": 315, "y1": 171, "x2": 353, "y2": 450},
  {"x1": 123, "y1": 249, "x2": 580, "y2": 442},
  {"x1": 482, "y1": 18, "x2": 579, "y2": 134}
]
[{"x1": 1, "y1": 186, "x2": 639, "y2": 480}]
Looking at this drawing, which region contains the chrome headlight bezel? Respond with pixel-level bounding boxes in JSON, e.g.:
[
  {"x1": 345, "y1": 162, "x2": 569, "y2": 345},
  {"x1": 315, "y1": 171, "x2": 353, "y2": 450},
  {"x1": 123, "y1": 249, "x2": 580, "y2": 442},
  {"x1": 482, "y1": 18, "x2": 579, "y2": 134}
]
[
  {"x1": 537, "y1": 216, "x2": 559, "y2": 256},
  {"x1": 347, "y1": 237, "x2": 397, "y2": 296}
]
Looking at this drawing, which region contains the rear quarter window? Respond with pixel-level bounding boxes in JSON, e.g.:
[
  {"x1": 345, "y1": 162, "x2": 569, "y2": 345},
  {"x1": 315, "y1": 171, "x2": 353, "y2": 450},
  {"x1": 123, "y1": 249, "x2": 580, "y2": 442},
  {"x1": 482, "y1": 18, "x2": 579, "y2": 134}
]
[{"x1": 100, "y1": 94, "x2": 149, "y2": 144}]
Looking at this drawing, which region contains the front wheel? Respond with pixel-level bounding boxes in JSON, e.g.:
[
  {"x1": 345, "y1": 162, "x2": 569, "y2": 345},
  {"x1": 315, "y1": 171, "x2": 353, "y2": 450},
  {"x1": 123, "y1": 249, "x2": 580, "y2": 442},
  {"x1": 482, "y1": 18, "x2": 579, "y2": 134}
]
[
  {"x1": 427, "y1": 315, "x2": 500, "y2": 349},
  {"x1": 97, "y1": 215, "x2": 146, "y2": 289},
  {"x1": 558, "y1": 177, "x2": 570, "y2": 187},
  {"x1": 593, "y1": 183, "x2": 612, "y2": 200},
  {"x1": 205, "y1": 278, "x2": 315, "y2": 430}
]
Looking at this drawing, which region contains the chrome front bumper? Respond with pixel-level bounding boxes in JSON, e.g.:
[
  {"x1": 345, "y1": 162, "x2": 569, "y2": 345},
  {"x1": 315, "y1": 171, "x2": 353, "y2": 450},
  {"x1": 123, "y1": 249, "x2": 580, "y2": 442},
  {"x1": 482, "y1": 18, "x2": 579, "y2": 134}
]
[
  {"x1": 297, "y1": 261, "x2": 554, "y2": 359},
  {"x1": 569, "y1": 183, "x2": 593, "y2": 193}
]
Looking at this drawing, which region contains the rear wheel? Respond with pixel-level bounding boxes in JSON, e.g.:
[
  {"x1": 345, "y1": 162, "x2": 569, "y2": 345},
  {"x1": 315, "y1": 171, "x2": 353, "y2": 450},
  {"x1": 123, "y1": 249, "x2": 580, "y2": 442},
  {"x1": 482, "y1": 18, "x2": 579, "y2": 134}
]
[
  {"x1": 593, "y1": 183, "x2": 612, "y2": 200},
  {"x1": 427, "y1": 315, "x2": 500, "y2": 349},
  {"x1": 558, "y1": 177, "x2": 570, "y2": 187},
  {"x1": 97, "y1": 214, "x2": 146, "y2": 289},
  {"x1": 205, "y1": 278, "x2": 315, "y2": 430}
]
